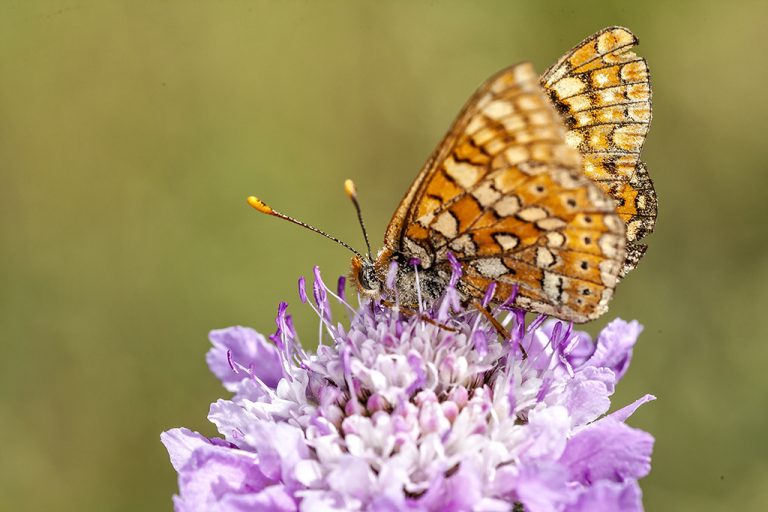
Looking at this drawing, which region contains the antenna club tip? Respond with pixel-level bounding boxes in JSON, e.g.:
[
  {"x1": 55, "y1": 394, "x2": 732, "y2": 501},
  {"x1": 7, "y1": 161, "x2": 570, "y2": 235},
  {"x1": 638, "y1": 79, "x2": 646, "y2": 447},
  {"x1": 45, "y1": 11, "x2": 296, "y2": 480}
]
[
  {"x1": 247, "y1": 196, "x2": 273, "y2": 215},
  {"x1": 344, "y1": 179, "x2": 357, "y2": 199}
]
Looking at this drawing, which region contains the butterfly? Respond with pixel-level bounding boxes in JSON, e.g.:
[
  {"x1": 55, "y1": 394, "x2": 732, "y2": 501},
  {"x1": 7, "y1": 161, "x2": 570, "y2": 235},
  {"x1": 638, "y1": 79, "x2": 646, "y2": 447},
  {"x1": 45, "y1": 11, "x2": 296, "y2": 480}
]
[{"x1": 250, "y1": 26, "x2": 656, "y2": 323}]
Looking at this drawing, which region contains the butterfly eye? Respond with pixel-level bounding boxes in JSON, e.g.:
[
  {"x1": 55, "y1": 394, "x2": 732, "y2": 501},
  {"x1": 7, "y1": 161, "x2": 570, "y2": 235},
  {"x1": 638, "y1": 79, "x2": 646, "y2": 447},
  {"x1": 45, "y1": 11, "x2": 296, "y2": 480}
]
[{"x1": 356, "y1": 263, "x2": 379, "y2": 292}]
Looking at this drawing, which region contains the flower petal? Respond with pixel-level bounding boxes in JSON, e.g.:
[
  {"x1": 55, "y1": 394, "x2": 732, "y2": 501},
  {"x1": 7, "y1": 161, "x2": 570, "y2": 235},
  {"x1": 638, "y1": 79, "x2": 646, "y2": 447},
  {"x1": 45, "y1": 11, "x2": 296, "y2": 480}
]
[
  {"x1": 587, "y1": 319, "x2": 643, "y2": 381},
  {"x1": 327, "y1": 456, "x2": 376, "y2": 500},
  {"x1": 161, "y1": 428, "x2": 215, "y2": 472},
  {"x1": 418, "y1": 461, "x2": 484, "y2": 512},
  {"x1": 562, "y1": 367, "x2": 614, "y2": 426},
  {"x1": 524, "y1": 406, "x2": 570, "y2": 460},
  {"x1": 559, "y1": 418, "x2": 654, "y2": 484},
  {"x1": 508, "y1": 461, "x2": 570, "y2": 512},
  {"x1": 174, "y1": 445, "x2": 274, "y2": 511},
  {"x1": 565, "y1": 480, "x2": 643, "y2": 512},
  {"x1": 608, "y1": 394, "x2": 656, "y2": 423},
  {"x1": 207, "y1": 327, "x2": 282, "y2": 390}
]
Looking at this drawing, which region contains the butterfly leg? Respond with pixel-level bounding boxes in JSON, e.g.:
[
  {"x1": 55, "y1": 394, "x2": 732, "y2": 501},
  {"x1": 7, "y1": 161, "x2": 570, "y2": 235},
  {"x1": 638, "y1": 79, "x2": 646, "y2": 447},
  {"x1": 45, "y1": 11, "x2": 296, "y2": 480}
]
[
  {"x1": 473, "y1": 301, "x2": 509, "y2": 339},
  {"x1": 472, "y1": 301, "x2": 527, "y2": 359}
]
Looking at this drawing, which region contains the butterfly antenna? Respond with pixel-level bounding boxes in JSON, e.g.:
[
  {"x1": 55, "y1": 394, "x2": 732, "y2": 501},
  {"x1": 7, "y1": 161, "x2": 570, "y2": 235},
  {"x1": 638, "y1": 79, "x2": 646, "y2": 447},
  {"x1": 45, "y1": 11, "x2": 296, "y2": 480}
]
[
  {"x1": 343, "y1": 179, "x2": 373, "y2": 261},
  {"x1": 247, "y1": 196, "x2": 363, "y2": 259}
]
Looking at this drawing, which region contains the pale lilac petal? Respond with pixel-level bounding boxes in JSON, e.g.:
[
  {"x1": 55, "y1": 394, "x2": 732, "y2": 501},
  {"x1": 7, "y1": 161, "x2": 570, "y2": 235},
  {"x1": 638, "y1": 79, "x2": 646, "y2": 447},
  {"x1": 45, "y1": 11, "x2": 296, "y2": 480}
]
[
  {"x1": 207, "y1": 327, "x2": 282, "y2": 390},
  {"x1": 208, "y1": 399, "x2": 252, "y2": 444},
  {"x1": 587, "y1": 319, "x2": 643, "y2": 381},
  {"x1": 445, "y1": 463, "x2": 485, "y2": 511},
  {"x1": 228, "y1": 485, "x2": 297, "y2": 511},
  {"x1": 326, "y1": 456, "x2": 375, "y2": 500},
  {"x1": 608, "y1": 394, "x2": 656, "y2": 423},
  {"x1": 474, "y1": 498, "x2": 515, "y2": 512},
  {"x1": 565, "y1": 480, "x2": 643, "y2": 512},
  {"x1": 247, "y1": 422, "x2": 311, "y2": 484},
  {"x1": 371, "y1": 460, "x2": 409, "y2": 508},
  {"x1": 563, "y1": 367, "x2": 614, "y2": 426},
  {"x1": 174, "y1": 445, "x2": 274, "y2": 511},
  {"x1": 524, "y1": 406, "x2": 570, "y2": 460},
  {"x1": 559, "y1": 418, "x2": 654, "y2": 484},
  {"x1": 367, "y1": 496, "x2": 406, "y2": 512},
  {"x1": 172, "y1": 495, "x2": 187, "y2": 512},
  {"x1": 161, "y1": 428, "x2": 216, "y2": 472},
  {"x1": 419, "y1": 462, "x2": 484, "y2": 512},
  {"x1": 295, "y1": 491, "x2": 349, "y2": 511},
  {"x1": 512, "y1": 461, "x2": 571, "y2": 512}
]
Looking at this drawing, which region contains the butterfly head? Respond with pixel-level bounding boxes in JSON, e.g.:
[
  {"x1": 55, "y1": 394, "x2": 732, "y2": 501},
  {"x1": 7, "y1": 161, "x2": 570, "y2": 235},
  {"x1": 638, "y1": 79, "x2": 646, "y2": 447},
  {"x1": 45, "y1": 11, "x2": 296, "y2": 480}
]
[{"x1": 351, "y1": 255, "x2": 381, "y2": 297}]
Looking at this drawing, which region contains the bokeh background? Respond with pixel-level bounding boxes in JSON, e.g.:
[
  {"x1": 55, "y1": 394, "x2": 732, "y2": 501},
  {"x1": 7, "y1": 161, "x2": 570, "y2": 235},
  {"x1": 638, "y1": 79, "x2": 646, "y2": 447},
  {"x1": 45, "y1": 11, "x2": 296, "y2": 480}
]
[{"x1": 2, "y1": 1, "x2": 767, "y2": 510}]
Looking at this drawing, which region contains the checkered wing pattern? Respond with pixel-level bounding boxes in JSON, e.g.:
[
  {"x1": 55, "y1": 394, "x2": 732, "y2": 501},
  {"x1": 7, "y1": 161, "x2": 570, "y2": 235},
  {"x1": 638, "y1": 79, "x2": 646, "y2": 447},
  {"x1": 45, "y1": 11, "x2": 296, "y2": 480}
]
[
  {"x1": 382, "y1": 63, "x2": 626, "y2": 322},
  {"x1": 541, "y1": 26, "x2": 656, "y2": 277}
]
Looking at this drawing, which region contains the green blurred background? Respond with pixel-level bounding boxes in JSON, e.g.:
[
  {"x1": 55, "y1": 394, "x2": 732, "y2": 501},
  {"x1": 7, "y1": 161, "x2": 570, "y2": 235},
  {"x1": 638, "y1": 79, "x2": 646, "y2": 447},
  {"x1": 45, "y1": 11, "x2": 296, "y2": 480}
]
[{"x1": 2, "y1": 1, "x2": 767, "y2": 510}]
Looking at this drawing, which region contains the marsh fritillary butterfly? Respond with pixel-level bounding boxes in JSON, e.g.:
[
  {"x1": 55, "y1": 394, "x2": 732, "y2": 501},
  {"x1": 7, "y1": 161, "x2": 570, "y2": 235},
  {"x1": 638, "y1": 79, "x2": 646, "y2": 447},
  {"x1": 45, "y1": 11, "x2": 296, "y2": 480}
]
[{"x1": 250, "y1": 26, "x2": 656, "y2": 323}]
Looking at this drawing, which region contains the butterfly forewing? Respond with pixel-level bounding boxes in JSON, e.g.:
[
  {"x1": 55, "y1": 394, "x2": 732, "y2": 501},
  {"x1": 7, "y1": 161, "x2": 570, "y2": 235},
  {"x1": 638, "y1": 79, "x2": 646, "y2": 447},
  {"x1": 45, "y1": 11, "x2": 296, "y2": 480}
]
[
  {"x1": 383, "y1": 62, "x2": 626, "y2": 322},
  {"x1": 541, "y1": 26, "x2": 656, "y2": 277}
]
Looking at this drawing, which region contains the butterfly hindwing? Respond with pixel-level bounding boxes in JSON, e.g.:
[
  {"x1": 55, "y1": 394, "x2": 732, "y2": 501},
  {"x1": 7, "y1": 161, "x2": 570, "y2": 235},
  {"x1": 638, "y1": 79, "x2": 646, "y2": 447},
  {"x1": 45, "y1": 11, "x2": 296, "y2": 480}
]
[{"x1": 541, "y1": 26, "x2": 656, "y2": 277}]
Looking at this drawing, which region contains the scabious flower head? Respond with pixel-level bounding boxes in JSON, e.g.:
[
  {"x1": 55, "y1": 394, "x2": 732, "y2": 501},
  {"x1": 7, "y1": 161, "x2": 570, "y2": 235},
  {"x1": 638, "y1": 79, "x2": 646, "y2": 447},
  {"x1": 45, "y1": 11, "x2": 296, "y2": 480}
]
[{"x1": 163, "y1": 263, "x2": 654, "y2": 511}]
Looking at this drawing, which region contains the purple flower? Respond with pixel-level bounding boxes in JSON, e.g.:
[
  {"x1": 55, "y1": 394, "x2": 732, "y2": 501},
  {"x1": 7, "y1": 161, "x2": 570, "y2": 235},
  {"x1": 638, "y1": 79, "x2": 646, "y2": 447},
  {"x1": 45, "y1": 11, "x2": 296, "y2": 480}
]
[{"x1": 164, "y1": 266, "x2": 655, "y2": 511}]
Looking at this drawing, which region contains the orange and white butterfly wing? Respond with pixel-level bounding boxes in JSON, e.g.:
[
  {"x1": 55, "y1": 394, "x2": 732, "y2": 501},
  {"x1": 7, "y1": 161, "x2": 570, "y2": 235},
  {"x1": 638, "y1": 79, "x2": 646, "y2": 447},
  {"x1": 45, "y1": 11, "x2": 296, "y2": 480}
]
[
  {"x1": 541, "y1": 26, "x2": 656, "y2": 277},
  {"x1": 383, "y1": 62, "x2": 625, "y2": 322}
]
